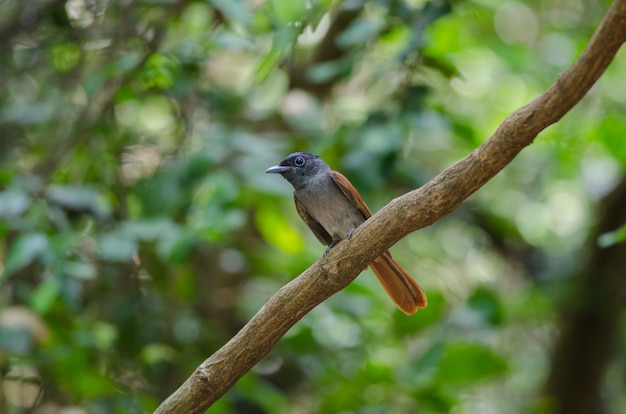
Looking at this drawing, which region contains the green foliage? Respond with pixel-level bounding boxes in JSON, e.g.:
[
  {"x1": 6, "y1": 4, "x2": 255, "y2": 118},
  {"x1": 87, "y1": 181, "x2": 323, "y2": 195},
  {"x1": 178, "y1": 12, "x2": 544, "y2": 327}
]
[
  {"x1": 1, "y1": 0, "x2": 625, "y2": 413},
  {"x1": 435, "y1": 343, "x2": 508, "y2": 384},
  {"x1": 598, "y1": 224, "x2": 626, "y2": 247}
]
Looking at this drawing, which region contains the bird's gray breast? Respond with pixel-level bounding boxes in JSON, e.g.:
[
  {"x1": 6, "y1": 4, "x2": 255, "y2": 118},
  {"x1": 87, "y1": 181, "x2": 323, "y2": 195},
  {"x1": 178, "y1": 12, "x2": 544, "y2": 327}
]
[{"x1": 295, "y1": 174, "x2": 365, "y2": 242}]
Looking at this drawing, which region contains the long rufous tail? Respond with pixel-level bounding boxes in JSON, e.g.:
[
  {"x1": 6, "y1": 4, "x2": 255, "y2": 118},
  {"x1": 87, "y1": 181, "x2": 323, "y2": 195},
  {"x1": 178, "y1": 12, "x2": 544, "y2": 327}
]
[{"x1": 369, "y1": 252, "x2": 427, "y2": 315}]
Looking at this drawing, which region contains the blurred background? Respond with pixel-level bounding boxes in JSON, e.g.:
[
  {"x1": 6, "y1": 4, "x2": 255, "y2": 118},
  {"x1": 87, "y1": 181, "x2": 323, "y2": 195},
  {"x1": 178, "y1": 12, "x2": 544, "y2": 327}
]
[{"x1": 1, "y1": 0, "x2": 625, "y2": 413}]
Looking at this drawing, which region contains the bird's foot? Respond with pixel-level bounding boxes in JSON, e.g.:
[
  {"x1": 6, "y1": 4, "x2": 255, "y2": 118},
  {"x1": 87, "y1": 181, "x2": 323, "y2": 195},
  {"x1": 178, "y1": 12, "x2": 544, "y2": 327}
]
[
  {"x1": 323, "y1": 240, "x2": 339, "y2": 257},
  {"x1": 347, "y1": 226, "x2": 357, "y2": 239}
]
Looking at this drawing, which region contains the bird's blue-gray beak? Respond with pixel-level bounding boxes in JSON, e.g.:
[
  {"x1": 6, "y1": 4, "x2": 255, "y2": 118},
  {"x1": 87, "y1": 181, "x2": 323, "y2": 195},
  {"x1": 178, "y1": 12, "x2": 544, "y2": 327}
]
[{"x1": 266, "y1": 165, "x2": 290, "y2": 174}]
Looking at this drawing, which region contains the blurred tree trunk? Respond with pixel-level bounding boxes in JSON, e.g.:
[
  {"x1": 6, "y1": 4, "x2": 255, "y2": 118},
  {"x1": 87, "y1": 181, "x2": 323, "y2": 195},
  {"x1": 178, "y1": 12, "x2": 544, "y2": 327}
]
[{"x1": 543, "y1": 179, "x2": 626, "y2": 413}]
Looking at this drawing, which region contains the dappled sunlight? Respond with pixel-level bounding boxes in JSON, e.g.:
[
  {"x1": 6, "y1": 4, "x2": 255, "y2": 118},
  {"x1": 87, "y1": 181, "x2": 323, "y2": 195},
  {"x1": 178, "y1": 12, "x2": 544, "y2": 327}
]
[{"x1": 494, "y1": 2, "x2": 539, "y2": 45}]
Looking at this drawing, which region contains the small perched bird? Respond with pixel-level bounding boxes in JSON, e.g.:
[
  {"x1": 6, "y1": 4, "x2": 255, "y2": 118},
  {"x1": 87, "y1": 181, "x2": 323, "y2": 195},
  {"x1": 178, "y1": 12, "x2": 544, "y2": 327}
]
[{"x1": 266, "y1": 152, "x2": 427, "y2": 314}]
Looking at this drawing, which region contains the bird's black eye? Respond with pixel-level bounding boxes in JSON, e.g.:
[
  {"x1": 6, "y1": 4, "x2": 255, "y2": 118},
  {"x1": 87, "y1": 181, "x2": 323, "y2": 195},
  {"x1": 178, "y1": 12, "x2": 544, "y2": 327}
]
[{"x1": 294, "y1": 156, "x2": 305, "y2": 167}]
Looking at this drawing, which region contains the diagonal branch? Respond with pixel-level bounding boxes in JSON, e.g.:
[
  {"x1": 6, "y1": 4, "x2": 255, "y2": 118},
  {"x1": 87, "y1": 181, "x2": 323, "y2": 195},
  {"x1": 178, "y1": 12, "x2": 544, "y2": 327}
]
[{"x1": 155, "y1": 1, "x2": 626, "y2": 412}]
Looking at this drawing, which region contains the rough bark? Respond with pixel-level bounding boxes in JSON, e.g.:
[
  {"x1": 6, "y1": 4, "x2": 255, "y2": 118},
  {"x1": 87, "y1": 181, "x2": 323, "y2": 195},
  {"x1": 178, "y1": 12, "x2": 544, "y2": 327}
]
[{"x1": 155, "y1": 1, "x2": 626, "y2": 412}]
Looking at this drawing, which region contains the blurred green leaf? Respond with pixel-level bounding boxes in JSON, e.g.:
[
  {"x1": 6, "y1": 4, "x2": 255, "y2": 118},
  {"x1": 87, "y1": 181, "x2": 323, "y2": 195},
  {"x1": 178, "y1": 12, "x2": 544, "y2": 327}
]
[
  {"x1": 393, "y1": 291, "x2": 445, "y2": 334},
  {"x1": 255, "y1": 202, "x2": 304, "y2": 254},
  {"x1": 83, "y1": 52, "x2": 142, "y2": 97},
  {"x1": 413, "y1": 341, "x2": 446, "y2": 382},
  {"x1": 158, "y1": 230, "x2": 197, "y2": 264},
  {"x1": 307, "y1": 59, "x2": 351, "y2": 84},
  {"x1": 51, "y1": 345, "x2": 117, "y2": 396},
  {"x1": 46, "y1": 185, "x2": 111, "y2": 220},
  {"x1": 210, "y1": 0, "x2": 252, "y2": 26},
  {"x1": 135, "y1": 154, "x2": 213, "y2": 217},
  {"x1": 139, "y1": 53, "x2": 180, "y2": 90},
  {"x1": 270, "y1": 0, "x2": 307, "y2": 23},
  {"x1": 51, "y1": 42, "x2": 81, "y2": 73},
  {"x1": 233, "y1": 372, "x2": 289, "y2": 413},
  {"x1": 467, "y1": 286, "x2": 505, "y2": 326},
  {"x1": 121, "y1": 218, "x2": 179, "y2": 241},
  {"x1": 337, "y1": 18, "x2": 381, "y2": 47},
  {"x1": 0, "y1": 188, "x2": 30, "y2": 219},
  {"x1": 30, "y1": 277, "x2": 59, "y2": 314},
  {"x1": 256, "y1": 25, "x2": 300, "y2": 83},
  {"x1": 421, "y1": 53, "x2": 461, "y2": 78},
  {"x1": 141, "y1": 343, "x2": 178, "y2": 365},
  {"x1": 93, "y1": 322, "x2": 118, "y2": 350},
  {"x1": 413, "y1": 386, "x2": 456, "y2": 414},
  {"x1": 96, "y1": 233, "x2": 137, "y2": 262},
  {"x1": 3, "y1": 233, "x2": 49, "y2": 278},
  {"x1": 435, "y1": 343, "x2": 508, "y2": 384},
  {"x1": 597, "y1": 224, "x2": 626, "y2": 247},
  {"x1": 63, "y1": 260, "x2": 96, "y2": 280}
]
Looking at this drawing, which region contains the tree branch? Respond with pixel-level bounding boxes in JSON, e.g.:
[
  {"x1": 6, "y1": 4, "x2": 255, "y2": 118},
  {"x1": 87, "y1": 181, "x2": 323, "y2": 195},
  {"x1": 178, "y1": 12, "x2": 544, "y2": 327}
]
[{"x1": 155, "y1": 1, "x2": 626, "y2": 412}]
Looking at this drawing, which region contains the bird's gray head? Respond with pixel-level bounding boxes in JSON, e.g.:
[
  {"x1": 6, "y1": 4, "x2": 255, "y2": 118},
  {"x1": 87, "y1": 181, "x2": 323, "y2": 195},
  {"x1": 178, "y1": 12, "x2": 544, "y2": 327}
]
[{"x1": 265, "y1": 152, "x2": 330, "y2": 190}]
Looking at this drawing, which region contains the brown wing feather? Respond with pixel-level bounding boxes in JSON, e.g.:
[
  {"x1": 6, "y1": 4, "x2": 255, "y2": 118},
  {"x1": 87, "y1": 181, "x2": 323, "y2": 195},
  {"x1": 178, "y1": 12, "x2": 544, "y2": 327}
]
[
  {"x1": 294, "y1": 194, "x2": 333, "y2": 246},
  {"x1": 329, "y1": 170, "x2": 372, "y2": 220}
]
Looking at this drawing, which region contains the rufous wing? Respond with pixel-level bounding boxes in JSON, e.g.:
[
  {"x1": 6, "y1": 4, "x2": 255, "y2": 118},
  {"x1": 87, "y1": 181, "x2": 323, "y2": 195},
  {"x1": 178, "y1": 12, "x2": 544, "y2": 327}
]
[{"x1": 329, "y1": 170, "x2": 372, "y2": 220}]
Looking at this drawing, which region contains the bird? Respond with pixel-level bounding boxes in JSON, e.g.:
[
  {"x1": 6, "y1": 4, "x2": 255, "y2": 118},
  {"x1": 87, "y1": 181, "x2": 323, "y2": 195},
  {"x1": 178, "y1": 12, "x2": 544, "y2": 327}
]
[{"x1": 266, "y1": 152, "x2": 427, "y2": 314}]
